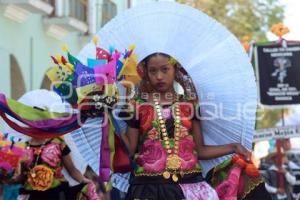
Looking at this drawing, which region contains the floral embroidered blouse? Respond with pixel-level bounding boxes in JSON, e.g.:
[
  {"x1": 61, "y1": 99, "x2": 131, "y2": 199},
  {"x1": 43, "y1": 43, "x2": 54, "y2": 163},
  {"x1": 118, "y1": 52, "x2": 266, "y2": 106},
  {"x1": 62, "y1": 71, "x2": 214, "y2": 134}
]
[
  {"x1": 122, "y1": 96, "x2": 202, "y2": 180},
  {"x1": 22, "y1": 137, "x2": 71, "y2": 191}
]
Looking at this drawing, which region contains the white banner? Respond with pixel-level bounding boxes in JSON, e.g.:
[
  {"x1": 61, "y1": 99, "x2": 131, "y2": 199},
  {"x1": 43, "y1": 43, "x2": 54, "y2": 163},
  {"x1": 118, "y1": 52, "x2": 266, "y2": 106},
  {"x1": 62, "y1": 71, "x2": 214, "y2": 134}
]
[{"x1": 254, "y1": 125, "x2": 300, "y2": 142}]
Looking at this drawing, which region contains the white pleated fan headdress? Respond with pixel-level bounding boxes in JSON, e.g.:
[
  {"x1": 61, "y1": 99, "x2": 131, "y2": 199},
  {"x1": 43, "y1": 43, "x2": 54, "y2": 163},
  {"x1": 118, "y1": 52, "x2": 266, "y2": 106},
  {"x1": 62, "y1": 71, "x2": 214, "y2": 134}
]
[{"x1": 78, "y1": 2, "x2": 257, "y2": 175}]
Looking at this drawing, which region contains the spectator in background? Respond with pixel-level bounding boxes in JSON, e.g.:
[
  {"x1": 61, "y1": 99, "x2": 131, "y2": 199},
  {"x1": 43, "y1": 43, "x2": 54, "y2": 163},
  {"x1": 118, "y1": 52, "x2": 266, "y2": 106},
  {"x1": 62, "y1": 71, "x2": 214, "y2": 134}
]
[{"x1": 264, "y1": 153, "x2": 296, "y2": 200}]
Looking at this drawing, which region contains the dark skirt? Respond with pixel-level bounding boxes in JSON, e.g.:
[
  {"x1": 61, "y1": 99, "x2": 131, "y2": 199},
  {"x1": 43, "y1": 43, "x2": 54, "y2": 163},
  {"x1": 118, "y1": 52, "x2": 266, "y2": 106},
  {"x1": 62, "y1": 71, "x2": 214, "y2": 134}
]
[
  {"x1": 19, "y1": 182, "x2": 86, "y2": 200},
  {"x1": 125, "y1": 172, "x2": 203, "y2": 200},
  {"x1": 125, "y1": 183, "x2": 185, "y2": 200},
  {"x1": 243, "y1": 182, "x2": 272, "y2": 200},
  {"x1": 19, "y1": 182, "x2": 69, "y2": 200}
]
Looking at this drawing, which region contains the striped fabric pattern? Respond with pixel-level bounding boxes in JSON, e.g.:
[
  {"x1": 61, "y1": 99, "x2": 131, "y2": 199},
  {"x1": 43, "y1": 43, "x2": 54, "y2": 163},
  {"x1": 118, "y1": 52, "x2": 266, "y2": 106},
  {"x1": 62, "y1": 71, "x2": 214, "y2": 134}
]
[
  {"x1": 111, "y1": 172, "x2": 130, "y2": 192},
  {"x1": 70, "y1": 117, "x2": 103, "y2": 174}
]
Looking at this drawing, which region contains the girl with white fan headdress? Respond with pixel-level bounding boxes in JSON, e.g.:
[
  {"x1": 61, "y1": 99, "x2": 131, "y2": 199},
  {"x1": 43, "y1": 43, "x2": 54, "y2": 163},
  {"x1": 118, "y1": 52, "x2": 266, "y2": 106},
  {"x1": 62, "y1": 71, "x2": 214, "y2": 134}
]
[
  {"x1": 116, "y1": 52, "x2": 252, "y2": 200},
  {"x1": 77, "y1": 2, "x2": 270, "y2": 200}
]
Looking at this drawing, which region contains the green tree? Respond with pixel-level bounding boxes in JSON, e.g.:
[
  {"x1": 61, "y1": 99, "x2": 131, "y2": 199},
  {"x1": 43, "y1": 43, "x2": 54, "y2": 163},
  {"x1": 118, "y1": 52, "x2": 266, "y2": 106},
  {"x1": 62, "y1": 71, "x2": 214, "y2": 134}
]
[
  {"x1": 256, "y1": 108, "x2": 289, "y2": 129},
  {"x1": 178, "y1": 0, "x2": 286, "y2": 129},
  {"x1": 177, "y1": 0, "x2": 284, "y2": 41}
]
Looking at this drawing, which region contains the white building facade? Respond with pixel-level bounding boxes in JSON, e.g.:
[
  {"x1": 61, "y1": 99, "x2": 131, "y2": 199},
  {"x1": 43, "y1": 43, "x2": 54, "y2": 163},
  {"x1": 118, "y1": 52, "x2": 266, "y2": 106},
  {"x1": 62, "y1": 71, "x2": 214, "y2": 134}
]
[{"x1": 0, "y1": 0, "x2": 175, "y2": 130}]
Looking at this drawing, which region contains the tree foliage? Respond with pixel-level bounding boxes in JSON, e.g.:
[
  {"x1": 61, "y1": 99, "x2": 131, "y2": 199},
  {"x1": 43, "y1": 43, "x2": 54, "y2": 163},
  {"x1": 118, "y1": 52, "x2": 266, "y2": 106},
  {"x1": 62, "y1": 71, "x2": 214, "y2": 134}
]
[
  {"x1": 256, "y1": 108, "x2": 289, "y2": 129},
  {"x1": 178, "y1": 0, "x2": 286, "y2": 129},
  {"x1": 177, "y1": 0, "x2": 285, "y2": 41}
]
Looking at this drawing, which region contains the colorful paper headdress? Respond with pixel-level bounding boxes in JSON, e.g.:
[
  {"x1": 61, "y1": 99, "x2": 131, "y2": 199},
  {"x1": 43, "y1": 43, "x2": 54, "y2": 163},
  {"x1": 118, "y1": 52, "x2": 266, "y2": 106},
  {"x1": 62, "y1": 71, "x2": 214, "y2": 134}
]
[{"x1": 47, "y1": 36, "x2": 141, "y2": 116}]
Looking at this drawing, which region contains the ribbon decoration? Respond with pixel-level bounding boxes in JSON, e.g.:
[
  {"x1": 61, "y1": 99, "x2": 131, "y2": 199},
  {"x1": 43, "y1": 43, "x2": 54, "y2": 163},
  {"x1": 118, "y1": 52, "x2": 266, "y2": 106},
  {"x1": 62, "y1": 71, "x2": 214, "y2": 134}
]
[{"x1": 0, "y1": 93, "x2": 87, "y2": 138}]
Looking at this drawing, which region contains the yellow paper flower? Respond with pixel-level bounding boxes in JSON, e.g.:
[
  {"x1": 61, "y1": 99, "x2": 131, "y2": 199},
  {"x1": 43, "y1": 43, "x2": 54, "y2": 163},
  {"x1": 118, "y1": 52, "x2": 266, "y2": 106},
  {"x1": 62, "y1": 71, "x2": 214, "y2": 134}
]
[
  {"x1": 271, "y1": 23, "x2": 290, "y2": 38},
  {"x1": 27, "y1": 165, "x2": 54, "y2": 191},
  {"x1": 128, "y1": 44, "x2": 136, "y2": 51},
  {"x1": 93, "y1": 36, "x2": 99, "y2": 46},
  {"x1": 168, "y1": 57, "x2": 177, "y2": 65},
  {"x1": 61, "y1": 44, "x2": 69, "y2": 52},
  {"x1": 54, "y1": 55, "x2": 62, "y2": 64},
  {"x1": 65, "y1": 63, "x2": 74, "y2": 73},
  {"x1": 241, "y1": 35, "x2": 250, "y2": 52}
]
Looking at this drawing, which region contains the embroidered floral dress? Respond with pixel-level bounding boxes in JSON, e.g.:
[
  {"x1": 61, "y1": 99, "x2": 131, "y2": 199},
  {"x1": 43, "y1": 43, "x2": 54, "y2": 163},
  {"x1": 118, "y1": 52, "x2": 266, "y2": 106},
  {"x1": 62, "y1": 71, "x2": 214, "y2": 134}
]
[
  {"x1": 20, "y1": 137, "x2": 71, "y2": 200},
  {"x1": 121, "y1": 96, "x2": 218, "y2": 200}
]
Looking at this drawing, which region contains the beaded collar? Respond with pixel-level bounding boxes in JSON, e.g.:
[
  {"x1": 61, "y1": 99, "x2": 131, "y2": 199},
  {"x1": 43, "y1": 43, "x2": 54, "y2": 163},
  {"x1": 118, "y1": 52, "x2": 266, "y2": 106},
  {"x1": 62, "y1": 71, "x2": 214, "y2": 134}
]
[{"x1": 153, "y1": 98, "x2": 181, "y2": 182}]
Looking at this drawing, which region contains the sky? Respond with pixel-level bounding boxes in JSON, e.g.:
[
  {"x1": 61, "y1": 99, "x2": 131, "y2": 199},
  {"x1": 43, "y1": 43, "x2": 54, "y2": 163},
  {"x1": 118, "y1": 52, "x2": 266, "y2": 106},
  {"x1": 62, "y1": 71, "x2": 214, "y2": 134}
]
[
  {"x1": 268, "y1": 0, "x2": 300, "y2": 40},
  {"x1": 281, "y1": 0, "x2": 300, "y2": 40}
]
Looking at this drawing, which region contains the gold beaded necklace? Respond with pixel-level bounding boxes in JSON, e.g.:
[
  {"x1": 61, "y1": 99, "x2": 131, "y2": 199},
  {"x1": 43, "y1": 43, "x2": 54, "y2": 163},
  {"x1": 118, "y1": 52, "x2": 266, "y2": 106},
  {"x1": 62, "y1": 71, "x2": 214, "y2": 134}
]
[{"x1": 153, "y1": 99, "x2": 182, "y2": 182}]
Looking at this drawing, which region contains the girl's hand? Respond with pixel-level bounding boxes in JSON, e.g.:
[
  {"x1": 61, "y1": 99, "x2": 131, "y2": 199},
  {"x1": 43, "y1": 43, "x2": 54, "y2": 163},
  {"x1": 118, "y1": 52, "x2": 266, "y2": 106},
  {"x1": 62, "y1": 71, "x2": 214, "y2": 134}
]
[
  {"x1": 234, "y1": 143, "x2": 251, "y2": 161},
  {"x1": 278, "y1": 168, "x2": 287, "y2": 174},
  {"x1": 81, "y1": 177, "x2": 92, "y2": 184},
  {"x1": 277, "y1": 187, "x2": 285, "y2": 195}
]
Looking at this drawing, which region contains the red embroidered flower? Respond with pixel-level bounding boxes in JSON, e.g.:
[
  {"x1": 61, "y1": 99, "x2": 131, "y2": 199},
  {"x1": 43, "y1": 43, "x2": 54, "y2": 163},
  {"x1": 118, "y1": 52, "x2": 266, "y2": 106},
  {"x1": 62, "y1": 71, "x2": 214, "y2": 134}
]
[
  {"x1": 148, "y1": 128, "x2": 160, "y2": 140},
  {"x1": 139, "y1": 104, "x2": 155, "y2": 133},
  {"x1": 179, "y1": 103, "x2": 194, "y2": 130},
  {"x1": 136, "y1": 139, "x2": 166, "y2": 173},
  {"x1": 178, "y1": 136, "x2": 197, "y2": 170},
  {"x1": 41, "y1": 144, "x2": 61, "y2": 167},
  {"x1": 54, "y1": 167, "x2": 63, "y2": 178}
]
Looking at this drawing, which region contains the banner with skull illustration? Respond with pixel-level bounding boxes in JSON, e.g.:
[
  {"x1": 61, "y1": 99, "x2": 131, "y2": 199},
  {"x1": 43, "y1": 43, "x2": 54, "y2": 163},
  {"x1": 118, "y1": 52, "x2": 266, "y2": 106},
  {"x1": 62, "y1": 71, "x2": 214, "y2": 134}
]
[{"x1": 255, "y1": 41, "x2": 300, "y2": 106}]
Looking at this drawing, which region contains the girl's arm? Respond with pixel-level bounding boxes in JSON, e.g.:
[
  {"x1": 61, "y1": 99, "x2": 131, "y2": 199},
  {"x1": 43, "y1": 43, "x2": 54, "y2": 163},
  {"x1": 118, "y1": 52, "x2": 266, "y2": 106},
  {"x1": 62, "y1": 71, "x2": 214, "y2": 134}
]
[
  {"x1": 192, "y1": 119, "x2": 251, "y2": 160},
  {"x1": 62, "y1": 154, "x2": 90, "y2": 184},
  {"x1": 120, "y1": 127, "x2": 139, "y2": 156}
]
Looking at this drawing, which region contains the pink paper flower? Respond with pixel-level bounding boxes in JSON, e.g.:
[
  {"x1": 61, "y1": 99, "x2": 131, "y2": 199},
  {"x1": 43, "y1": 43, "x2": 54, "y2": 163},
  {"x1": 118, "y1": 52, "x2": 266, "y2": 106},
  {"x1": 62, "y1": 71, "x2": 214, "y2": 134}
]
[
  {"x1": 162, "y1": 108, "x2": 171, "y2": 119},
  {"x1": 41, "y1": 143, "x2": 61, "y2": 167},
  {"x1": 87, "y1": 182, "x2": 100, "y2": 200},
  {"x1": 136, "y1": 139, "x2": 167, "y2": 172},
  {"x1": 215, "y1": 166, "x2": 242, "y2": 200},
  {"x1": 178, "y1": 136, "x2": 197, "y2": 170}
]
